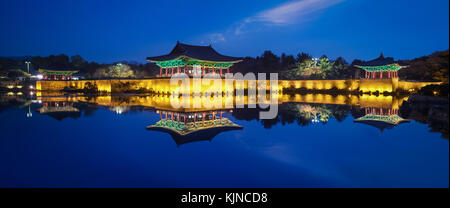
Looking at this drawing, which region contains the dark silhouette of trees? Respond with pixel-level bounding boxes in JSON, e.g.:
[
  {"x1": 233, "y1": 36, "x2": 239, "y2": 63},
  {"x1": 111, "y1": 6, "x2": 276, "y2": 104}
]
[
  {"x1": 281, "y1": 53, "x2": 296, "y2": 71},
  {"x1": 0, "y1": 49, "x2": 447, "y2": 81},
  {"x1": 259, "y1": 50, "x2": 281, "y2": 73},
  {"x1": 399, "y1": 50, "x2": 449, "y2": 83}
]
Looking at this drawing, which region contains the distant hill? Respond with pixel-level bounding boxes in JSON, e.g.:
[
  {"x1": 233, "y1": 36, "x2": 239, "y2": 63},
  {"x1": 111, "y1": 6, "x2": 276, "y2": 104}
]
[{"x1": 0, "y1": 56, "x2": 32, "y2": 61}]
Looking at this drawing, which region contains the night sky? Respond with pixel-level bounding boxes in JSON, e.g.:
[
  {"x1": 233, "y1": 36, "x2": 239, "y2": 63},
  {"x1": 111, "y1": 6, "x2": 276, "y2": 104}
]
[{"x1": 0, "y1": 0, "x2": 448, "y2": 63}]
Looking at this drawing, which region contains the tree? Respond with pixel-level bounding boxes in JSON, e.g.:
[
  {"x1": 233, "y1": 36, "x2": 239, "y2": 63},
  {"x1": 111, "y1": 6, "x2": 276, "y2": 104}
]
[
  {"x1": 92, "y1": 63, "x2": 135, "y2": 78},
  {"x1": 71, "y1": 55, "x2": 88, "y2": 69},
  {"x1": 281, "y1": 53, "x2": 296, "y2": 70},
  {"x1": 259, "y1": 50, "x2": 280, "y2": 73},
  {"x1": 296, "y1": 52, "x2": 312, "y2": 64},
  {"x1": 327, "y1": 57, "x2": 350, "y2": 79},
  {"x1": 318, "y1": 55, "x2": 332, "y2": 78}
]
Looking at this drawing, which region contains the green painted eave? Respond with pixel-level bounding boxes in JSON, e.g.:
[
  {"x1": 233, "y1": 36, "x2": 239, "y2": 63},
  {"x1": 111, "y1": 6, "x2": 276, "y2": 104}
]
[
  {"x1": 355, "y1": 64, "x2": 406, "y2": 72},
  {"x1": 38, "y1": 69, "x2": 79, "y2": 75},
  {"x1": 147, "y1": 119, "x2": 240, "y2": 135},
  {"x1": 354, "y1": 114, "x2": 409, "y2": 125},
  {"x1": 148, "y1": 56, "x2": 238, "y2": 68}
]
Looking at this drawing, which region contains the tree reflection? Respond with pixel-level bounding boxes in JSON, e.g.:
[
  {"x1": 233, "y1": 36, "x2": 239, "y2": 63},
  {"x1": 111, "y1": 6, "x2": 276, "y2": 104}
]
[{"x1": 232, "y1": 103, "x2": 352, "y2": 128}]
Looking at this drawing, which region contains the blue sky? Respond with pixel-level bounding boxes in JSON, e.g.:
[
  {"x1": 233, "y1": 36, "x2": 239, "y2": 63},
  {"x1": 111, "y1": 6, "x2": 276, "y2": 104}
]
[{"x1": 0, "y1": 0, "x2": 448, "y2": 63}]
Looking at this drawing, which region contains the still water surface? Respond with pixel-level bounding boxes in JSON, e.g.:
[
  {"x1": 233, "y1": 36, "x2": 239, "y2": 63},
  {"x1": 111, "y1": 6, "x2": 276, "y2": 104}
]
[{"x1": 0, "y1": 94, "x2": 448, "y2": 187}]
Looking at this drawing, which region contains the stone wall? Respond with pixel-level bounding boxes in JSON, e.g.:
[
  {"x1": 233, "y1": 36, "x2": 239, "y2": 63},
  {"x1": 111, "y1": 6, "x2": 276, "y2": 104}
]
[
  {"x1": 36, "y1": 78, "x2": 441, "y2": 94},
  {"x1": 280, "y1": 79, "x2": 360, "y2": 91}
]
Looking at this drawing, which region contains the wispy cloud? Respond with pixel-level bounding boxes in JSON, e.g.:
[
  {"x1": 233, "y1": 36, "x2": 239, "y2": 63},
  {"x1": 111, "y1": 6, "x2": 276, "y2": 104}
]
[
  {"x1": 235, "y1": 0, "x2": 344, "y2": 35},
  {"x1": 196, "y1": 0, "x2": 344, "y2": 45},
  {"x1": 198, "y1": 33, "x2": 226, "y2": 45},
  {"x1": 207, "y1": 33, "x2": 226, "y2": 43}
]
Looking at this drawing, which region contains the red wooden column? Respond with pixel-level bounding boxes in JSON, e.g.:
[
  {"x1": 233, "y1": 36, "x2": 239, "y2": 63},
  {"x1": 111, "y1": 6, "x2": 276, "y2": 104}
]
[
  {"x1": 220, "y1": 111, "x2": 223, "y2": 120},
  {"x1": 227, "y1": 67, "x2": 230, "y2": 74},
  {"x1": 219, "y1": 67, "x2": 223, "y2": 77},
  {"x1": 212, "y1": 66, "x2": 215, "y2": 74},
  {"x1": 177, "y1": 67, "x2": 180, "y2": 73},
  {"x1": 160, "y1": 68, "x2": 162, "y2": 76},
  {"x1": 227, "y1": 111, "x2": 229, "y2": 119},
  {"x1": 165, "y1": 67, "x2": 168, "y2": 76},
  {"x1": 380, "y1": 71, "x2": 383, "y2": 79},
  {"x1": 202, "y1": 66, "x2": 205, "y2": 76}
]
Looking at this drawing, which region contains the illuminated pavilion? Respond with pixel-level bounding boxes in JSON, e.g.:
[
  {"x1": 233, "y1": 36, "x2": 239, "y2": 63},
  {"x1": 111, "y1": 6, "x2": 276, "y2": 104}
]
[
  {"x1": 147, "y1": 109, "x2": 242, "y2": 146},
  {"x1": 355, "y1": 53, "x2": 408, "y2": 79},
  {"x1": 146, "y1": 42, "x2": 243, "y2": 77},
  {"x1": 38, "y1": 66, "x2": 79, "y2": 80},
  {"x1": 354, "y1": 106, "x2": 410, "y2": 133}
]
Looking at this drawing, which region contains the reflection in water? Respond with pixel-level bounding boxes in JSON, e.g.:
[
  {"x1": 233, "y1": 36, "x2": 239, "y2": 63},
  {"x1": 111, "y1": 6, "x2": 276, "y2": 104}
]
[
  {"x1": 354, "y1": 106, "x2": 410, "y2": 133},
  {"x1": 38, "y1": 101, "x2": 81, "y2": 121},
  {"x1": 0, "y1": 91, "x2": 447, "y2": 188},
  {"x1": 147, "y1": 109, "x2": 242, "y2": 146},
  {"x1": 0, "y1": 92, "x2": 447, "y2": 139}
]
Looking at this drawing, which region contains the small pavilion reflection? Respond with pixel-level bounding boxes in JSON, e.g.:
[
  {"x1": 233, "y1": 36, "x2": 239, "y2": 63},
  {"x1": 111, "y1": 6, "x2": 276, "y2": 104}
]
[
  {"x1": 38, "y1": 101, "x2": 81, "y2": 120},
  {"x1": 354, "y1": 106, "x2": 410, "y2": 133}
]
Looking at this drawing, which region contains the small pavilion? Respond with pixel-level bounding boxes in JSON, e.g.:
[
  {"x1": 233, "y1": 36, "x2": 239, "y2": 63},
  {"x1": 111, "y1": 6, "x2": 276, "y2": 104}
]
[
  {"x1": 38, "y1": 67, "x2": 79, "y2": 80},
  {"x1": 355, "y1": 53, "x2": 408, "y2": 79},
  {"x1": 146, "y1": 42, "x2": 242, "y2": 77}
]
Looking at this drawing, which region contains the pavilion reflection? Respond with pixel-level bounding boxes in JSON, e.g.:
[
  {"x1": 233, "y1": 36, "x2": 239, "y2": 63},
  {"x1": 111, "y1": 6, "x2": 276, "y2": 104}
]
[
  {"x1": 353, "y1": 94, "x2": 410, "y2": 133},
  {"x1": 147, "y1": 109, "x2": 242, "y2": 146},
  {"x1": 33, "y1": 93, "x2": 412, "y2": 135},
  {"x1": 37, "y1": 100, "x2": 81, "y2": 120},
  {"x1": 354, "y1": 106, "x2": 410, "y2": 133}
]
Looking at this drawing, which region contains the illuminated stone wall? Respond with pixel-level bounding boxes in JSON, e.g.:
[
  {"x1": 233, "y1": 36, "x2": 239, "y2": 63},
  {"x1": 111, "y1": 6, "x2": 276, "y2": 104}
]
[
  {"x1": 359, "y1": 78, "x2": 397, "y2": 93},
  {"x1": 280, "y1": 79, "x2": 360, "y2": 91},
  {"x1": 36, "y1": 80, "x2": 113, "y2": 92},
  {"x1": 36, "y1": 78, "x2": 440, "y2": 93},
  {"x1": 398, "y1": 80, "x2": 441, "y2": 92}
]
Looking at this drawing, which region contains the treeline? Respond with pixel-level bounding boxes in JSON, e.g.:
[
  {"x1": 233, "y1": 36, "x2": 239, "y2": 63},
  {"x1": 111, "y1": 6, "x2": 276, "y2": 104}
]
[
  {"x1": 398, "y1": 50, "x2": 449, "y2": 83},
  {"x1": 0, "y1": 54, "x2": 159, "y2": 79},
  {"x1": 233, "y1": 51, "x2": 359, "y2": 80},
  {"x1": 233, "y1": 49, "x2": 449, "y2": 82},
  {"x1": 0, "y1": 50, "x2": 448, "y2": 82}
]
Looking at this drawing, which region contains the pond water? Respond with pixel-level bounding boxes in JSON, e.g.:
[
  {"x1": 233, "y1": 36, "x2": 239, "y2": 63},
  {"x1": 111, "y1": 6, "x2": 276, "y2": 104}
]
[{"x1": 0, "y1": 93, "x2": 448, "y2": 188}]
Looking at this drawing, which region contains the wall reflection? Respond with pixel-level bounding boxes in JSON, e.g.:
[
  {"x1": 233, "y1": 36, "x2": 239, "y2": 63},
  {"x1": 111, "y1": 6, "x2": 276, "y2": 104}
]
[{"x1": 0, "y1": 92, "x2": 447, "y2": 140}]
